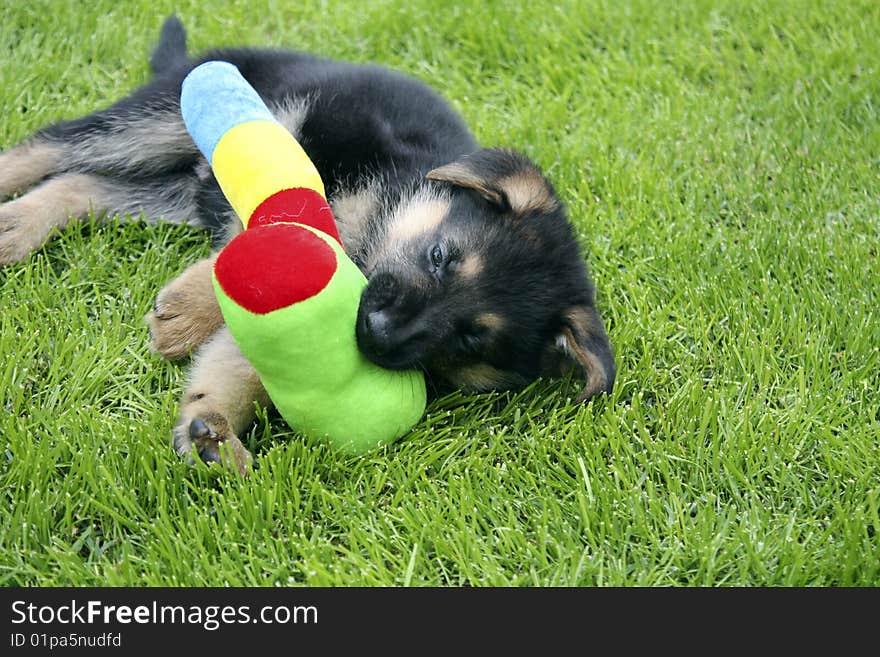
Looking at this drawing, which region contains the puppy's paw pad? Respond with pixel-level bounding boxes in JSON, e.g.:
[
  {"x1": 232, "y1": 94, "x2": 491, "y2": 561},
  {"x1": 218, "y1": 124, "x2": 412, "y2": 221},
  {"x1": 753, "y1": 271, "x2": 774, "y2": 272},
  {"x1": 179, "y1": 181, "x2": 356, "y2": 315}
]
[{"x1": 173, "y1": 411, "x2": 252, "y2": 476}]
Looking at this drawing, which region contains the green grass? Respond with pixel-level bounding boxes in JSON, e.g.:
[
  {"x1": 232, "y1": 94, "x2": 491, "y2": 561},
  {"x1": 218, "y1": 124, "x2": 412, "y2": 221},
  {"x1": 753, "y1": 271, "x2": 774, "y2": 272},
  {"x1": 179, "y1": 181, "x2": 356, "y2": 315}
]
[{"x1": 1, "y1": 0, "x2": 878, "y2": 586}]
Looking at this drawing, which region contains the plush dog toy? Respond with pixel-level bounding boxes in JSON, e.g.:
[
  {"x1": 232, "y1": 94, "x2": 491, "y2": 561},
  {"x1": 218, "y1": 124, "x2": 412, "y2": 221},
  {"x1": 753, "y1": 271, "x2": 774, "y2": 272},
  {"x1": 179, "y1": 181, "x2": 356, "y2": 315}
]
[{"x1": 180, "y1": 61, "x2": 426, "y2": 456}]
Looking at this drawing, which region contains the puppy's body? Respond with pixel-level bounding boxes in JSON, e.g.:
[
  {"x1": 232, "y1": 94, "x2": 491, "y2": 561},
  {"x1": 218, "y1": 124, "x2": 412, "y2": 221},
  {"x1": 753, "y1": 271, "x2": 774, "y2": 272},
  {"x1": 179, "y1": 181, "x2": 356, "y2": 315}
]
[{"x1": 0, "y1": 17, "x2": 615, "y2": 468}]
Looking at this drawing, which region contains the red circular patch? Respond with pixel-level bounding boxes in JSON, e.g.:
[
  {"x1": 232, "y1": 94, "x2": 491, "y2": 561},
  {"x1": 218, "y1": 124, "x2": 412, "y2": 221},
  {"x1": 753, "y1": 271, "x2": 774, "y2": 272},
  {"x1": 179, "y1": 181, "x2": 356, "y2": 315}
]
[
  {"x1": 249, "y1": 187, "x2": 341, "y2": 244},
  {"x1": 214, "y1": 223, "x2": 338, "y2": 314}
]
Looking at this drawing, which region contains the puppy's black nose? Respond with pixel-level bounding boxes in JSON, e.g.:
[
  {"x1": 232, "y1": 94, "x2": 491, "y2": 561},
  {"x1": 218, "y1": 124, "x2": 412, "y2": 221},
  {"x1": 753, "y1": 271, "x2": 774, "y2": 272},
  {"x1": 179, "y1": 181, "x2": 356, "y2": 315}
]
[{"x1": 362, "y1": 309, "x2": 391, "y2": 355}]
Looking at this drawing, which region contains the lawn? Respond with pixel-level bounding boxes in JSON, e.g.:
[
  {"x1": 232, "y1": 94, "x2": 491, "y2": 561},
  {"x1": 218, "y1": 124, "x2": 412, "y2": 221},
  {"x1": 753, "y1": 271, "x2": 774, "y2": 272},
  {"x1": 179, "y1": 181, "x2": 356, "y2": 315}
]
[{"x1": 1, "y1": 0, "x2": 878, "y2": 586}]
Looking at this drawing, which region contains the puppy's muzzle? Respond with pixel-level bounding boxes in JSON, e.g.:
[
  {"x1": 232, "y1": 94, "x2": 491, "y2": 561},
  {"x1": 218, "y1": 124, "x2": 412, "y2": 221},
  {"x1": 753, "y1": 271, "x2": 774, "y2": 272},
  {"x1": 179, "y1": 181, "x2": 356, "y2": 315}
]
[{"x1": 356, "y1": 271, "x2": 430, "y2": 369}]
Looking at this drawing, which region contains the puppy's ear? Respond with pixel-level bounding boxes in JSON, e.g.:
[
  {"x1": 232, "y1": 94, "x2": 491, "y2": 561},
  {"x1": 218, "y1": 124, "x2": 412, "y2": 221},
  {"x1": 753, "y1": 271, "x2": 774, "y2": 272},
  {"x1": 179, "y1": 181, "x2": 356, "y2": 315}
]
[
  {"x1": 426, "y1": 148, "x2": 559, "y2": 217},
  {"x1": 541, "y1": 305, "x2": 616, "y2": 403}
]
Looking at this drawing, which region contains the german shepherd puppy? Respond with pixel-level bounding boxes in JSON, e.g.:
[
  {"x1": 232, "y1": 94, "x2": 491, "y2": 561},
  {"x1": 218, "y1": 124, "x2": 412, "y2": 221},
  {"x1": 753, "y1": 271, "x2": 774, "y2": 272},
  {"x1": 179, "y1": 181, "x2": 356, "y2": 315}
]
[{"x1": 0, "y1": 16, "x2": 615, "y2": 470}]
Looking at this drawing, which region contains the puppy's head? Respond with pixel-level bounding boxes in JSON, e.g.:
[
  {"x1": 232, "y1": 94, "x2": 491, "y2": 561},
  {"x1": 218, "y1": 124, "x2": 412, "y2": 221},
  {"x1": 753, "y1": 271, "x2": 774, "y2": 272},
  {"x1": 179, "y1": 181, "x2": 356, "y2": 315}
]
[{"x1": 356, "y1": 149, "x2": 615, "y2": 402}]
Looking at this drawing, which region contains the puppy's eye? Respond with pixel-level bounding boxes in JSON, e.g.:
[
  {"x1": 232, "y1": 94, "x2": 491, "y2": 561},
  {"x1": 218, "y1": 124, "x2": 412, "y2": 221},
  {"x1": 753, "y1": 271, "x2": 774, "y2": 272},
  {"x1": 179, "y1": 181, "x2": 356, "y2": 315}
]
[
  {"x1": 460, "y1": 332, "x2": 481, "y2": 352},
  {"x1": 458, "y1": 326, "x2": 487, "y2": 354},
  {"x1": 430, "y1": 244, "x2": 444, "y2": 269}
]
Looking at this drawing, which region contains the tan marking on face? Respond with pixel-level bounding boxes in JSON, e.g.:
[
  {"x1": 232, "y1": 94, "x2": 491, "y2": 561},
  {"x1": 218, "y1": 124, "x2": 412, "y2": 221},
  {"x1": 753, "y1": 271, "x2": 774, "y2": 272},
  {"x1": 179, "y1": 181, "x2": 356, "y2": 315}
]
[
  {"x1": 388, "y1": 192, "x2": 450, "y2": 241},
  {"x1": 453, "y1": 363, "x2": 520, "y2": 392},
  {"x1": 475, "y1": 311, "x2": 505, "y2": 331},
  {"x1": 457, "y1": 252, "x2": 484, "y2": 279},
  {"x1": 499, "y1": 170, "x2": 558, "y2": 215},
  {"x1": 364, "y1": 190, "x2": 450, "y2": 274},
  {"x1": 0, "y1": 140, "x2": 62, "y2": 197}
]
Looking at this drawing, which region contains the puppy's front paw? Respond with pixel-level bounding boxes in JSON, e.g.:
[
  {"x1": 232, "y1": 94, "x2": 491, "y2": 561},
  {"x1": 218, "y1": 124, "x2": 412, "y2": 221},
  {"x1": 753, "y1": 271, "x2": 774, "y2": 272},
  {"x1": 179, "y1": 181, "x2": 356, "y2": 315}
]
[
  {"x1": 147, "y1": 257, "x2": 223, "y2": 360},
  {"x1": 173, "y1": 409, "x2": 253, "y2": 476},
  {"x1": 147, "y1": 289, "x2": 214, "y2": 360}
]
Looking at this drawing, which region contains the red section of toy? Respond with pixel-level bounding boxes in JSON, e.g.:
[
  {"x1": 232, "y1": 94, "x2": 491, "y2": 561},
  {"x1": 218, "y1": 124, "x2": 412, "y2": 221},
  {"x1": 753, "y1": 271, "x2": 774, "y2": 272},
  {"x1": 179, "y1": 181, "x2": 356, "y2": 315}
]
[
  {"x1": 249, "y1": 187, "x2": 341, "y2": 243},
  {"x1": 214, "y1": 225, "x2": 338, "y2": 314}
]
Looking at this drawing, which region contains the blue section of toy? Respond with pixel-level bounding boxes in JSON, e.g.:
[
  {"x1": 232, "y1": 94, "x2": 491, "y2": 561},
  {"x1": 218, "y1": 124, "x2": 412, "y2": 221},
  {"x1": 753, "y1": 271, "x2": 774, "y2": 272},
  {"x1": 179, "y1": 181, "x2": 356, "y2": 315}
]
[{"x1": 180, "y1": 60, "x2": 278, "y2": 162}]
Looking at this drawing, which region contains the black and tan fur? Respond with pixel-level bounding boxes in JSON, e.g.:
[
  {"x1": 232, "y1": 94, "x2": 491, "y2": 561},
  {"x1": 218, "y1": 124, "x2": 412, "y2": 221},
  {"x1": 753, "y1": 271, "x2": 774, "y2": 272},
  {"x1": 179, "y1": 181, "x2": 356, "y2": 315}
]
[{"x1": 0, "y1": 16, "x2": 615, "y2": 472}]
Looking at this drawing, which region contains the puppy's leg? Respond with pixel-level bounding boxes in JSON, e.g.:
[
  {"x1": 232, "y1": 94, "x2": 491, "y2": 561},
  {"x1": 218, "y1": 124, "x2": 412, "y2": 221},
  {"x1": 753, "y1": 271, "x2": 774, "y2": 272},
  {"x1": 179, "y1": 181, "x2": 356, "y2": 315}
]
[
  {"x1": 0, "y1": 170, "x2": 204, "y2": 266},
  {"x1": 0, "y1": 140, "x2": 62, "y2": 198},
  {"x1": 39, "y1": 97, "x2": 197, "y2": 179},
  {"x1": 147, "y1": 253, "x2": 224, "y2": 359},
  {"x1": 0, "y1": 93, "x2": 219, "y2": 267},
  {"x1": 0, "y1": 173, "x2": 109, "y2": 266},
  {"x1": 2, "y1": 92, "x2": 195, "y2": 197},
  {"x1": 172, "y1": 327, "x2": 271, "y2": 475}
]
